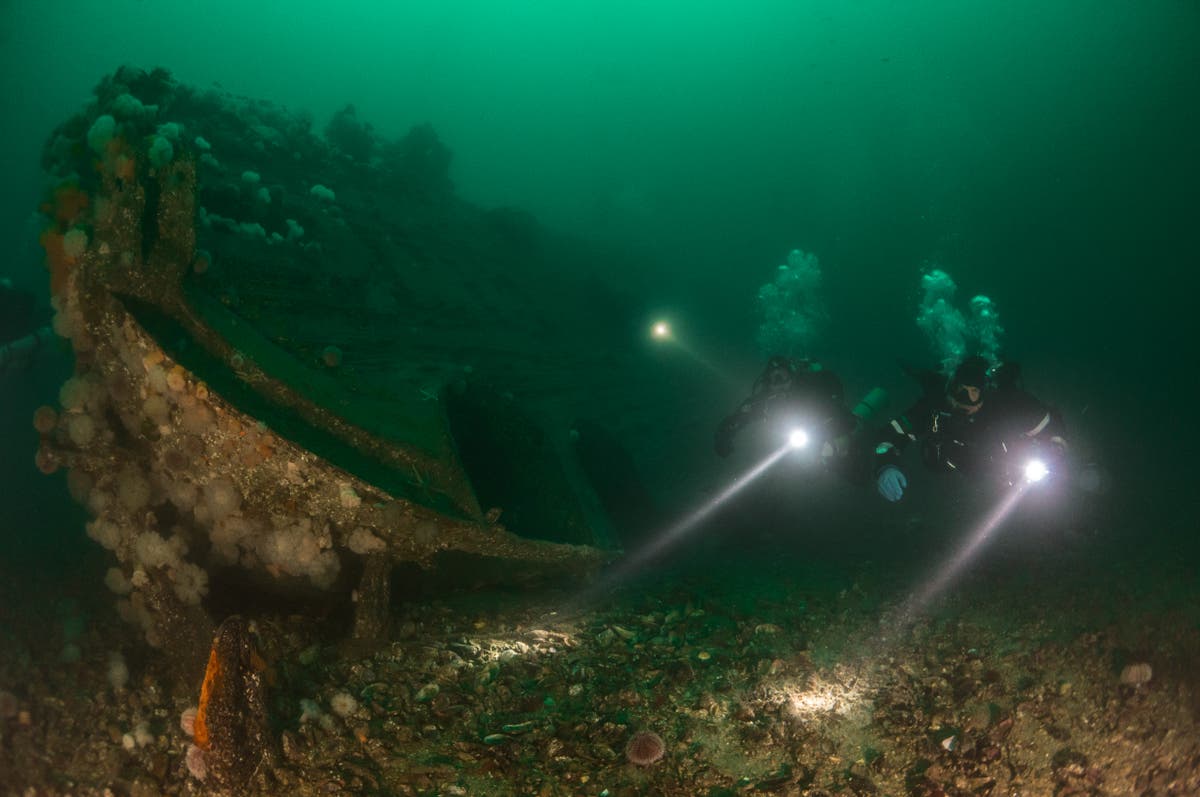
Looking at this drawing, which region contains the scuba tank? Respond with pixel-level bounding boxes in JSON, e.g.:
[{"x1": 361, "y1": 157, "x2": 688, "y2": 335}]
[
  {"x1": 824, "y1": 386, "x2": 889, "y2": 464},
  {"x1": 852, "y1": 387, "x2": 889, "y2": 424}
]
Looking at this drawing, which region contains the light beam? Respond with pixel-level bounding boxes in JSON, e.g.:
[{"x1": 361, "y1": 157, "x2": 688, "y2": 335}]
[
  {"x1": 570, "y1": 441, "x2": 795, "y2": 610},
  {"x1": 646, "y1": 317, "x2": 737, "y2": 387},
  {"x1": 892, "y1": 483, "x2": 1029, "y2": 625}
]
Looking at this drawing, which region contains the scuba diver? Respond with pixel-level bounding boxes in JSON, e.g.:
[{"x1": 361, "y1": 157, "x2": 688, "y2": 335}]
[
  {"x1": 0, "y1": 278, "x2": 52, "y2": 374},
  {"x1": 873, "y1": 356, "x2": 1068, "y2": 501},
  {"x1": 715, "y1": 356, "x2": 887, "y2": 482}
]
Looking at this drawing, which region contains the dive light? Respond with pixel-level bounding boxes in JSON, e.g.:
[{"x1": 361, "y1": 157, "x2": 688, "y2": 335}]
[
  {"x1": 1022, "y1": 457, "x2": 1050, "y2": 484},
  {"x1": 787, "y1": 427, "x2": 810, "y2": 449}
]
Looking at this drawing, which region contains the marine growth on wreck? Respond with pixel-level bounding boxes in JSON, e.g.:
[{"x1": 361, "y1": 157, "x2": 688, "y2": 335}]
[{"x1": 33, "y1": 66, "x2": 633, "y2": 666}]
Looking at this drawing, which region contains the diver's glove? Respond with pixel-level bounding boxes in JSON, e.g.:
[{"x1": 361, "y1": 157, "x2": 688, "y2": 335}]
[{"x1": 877, "y1": 466, "x2": 907, "y2": 502}]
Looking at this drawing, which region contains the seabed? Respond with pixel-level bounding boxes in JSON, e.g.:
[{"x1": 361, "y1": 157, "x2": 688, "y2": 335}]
[{"x1": 2, "y1": 545, "x2": 1197, "y2": 797}]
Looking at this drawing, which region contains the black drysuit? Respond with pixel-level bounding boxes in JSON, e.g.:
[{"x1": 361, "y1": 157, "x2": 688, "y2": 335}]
[{"x1": 874, "y1": 384, "x2": 1067, "y2": 485}]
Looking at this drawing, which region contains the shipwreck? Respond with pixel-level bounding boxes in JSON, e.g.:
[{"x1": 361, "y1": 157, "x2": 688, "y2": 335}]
[{"x1": 33, "y1": 67, "x2": 660, "y2": 663}]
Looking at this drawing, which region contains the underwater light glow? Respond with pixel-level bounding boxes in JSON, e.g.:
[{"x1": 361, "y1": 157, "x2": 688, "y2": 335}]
[
  {"x1": 780, "y1": 672, "x2": 867, "y2": 720},
  {"x1": 788, "y1": 687, "x2": 839, "y2": 714},
  {"x1": 461, "y1": 627, "x2": 577, "y2": 662},
  {"x1": 1023, "y1": 458, "x2": 1049, "y2": 483},
  {"x1": 644, "y1": 315, "x2": 737, "y2": 387},
  {"x1": 787, "y1": 427, "x2": 809, "y2": 449}
]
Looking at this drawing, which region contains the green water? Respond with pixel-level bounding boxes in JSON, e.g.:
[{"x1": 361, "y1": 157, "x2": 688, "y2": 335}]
[{"x1": 0, "y1": 1, "x2": 1196, "y2": 571}]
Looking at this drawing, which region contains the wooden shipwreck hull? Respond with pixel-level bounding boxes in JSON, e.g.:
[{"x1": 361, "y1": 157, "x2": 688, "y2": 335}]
[{"x1": 35, "y1": 68, "x2": 618, "y2": 656}]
